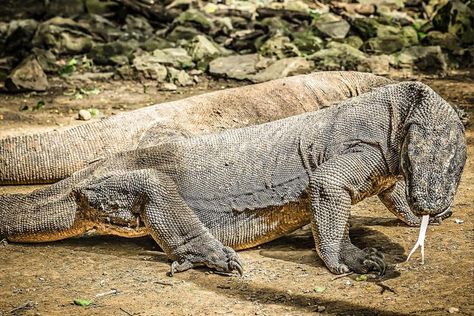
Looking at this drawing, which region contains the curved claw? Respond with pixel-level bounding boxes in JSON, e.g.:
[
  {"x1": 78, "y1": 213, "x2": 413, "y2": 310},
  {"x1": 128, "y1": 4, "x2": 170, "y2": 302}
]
[
  {"x1": 363, "y1": 255, "x2": 386, "y2": 275},
  {"x1": 169, "y1": 260, "x2": 193, "y2": 277},
  {"x1": 229, "y1": 259, "x2": 244, "y2": 276}
]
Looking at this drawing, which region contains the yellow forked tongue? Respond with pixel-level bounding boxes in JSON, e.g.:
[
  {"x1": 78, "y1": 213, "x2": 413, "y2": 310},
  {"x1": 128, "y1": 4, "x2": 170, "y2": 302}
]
[{"x1": 406, "y1": 215, "x2": 430, "y2": 264}]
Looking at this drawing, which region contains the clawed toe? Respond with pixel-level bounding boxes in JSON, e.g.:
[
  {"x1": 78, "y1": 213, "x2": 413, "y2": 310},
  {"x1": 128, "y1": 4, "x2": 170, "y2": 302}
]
[{"x1": 168, "y1": 245, "x2": 243, "y2": 276}]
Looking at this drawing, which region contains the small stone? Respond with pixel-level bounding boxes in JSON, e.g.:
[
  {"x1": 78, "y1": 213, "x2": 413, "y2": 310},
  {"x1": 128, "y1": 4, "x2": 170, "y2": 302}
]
[
  {"x1": 158, "y1": 82, "x2": 178, "y2": 91},
  {"x1": 448, "y1": 307, "x2": 459, "y2": 313},
  {"x1": 316, "y1": 305, "x2": 326, "y2": 312},
  {"x1": 78, "y1": 109, "x2": 92, "y2": 121},
  {"x1": 454, "y1": 218, "x2": 464, "y2": 224}
]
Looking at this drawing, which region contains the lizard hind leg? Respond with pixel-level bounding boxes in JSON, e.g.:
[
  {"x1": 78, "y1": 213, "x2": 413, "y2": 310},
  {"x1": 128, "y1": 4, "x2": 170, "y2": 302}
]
[{"x1": 117, "y1": 169, "x2": 244, "y2": 276}]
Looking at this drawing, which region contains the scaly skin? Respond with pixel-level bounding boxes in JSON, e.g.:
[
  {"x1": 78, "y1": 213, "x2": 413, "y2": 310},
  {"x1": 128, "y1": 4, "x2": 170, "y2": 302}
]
[
  {"x1": 0, "y1": 82, "x2": 466, "y2": 276},
  {"x1": 0, "y1": 71, "x2": 392, "y2": 185}
]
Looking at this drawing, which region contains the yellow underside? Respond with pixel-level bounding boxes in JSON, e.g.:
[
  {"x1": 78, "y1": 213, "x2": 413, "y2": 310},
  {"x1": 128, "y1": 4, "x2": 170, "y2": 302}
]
[{"x1": 8, "y1": 220, "x2": 149, "y2": 243}]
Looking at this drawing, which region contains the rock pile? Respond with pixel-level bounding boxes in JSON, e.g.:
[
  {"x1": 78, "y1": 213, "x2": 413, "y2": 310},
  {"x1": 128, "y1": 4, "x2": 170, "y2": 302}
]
[{"x1": 0, "y1": 0, "x2": 472, "y2": 92}]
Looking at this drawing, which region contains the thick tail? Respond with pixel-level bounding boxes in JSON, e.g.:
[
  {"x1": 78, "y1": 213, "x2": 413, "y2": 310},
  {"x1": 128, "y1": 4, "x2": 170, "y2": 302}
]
[
  {"x1": 0, "y1": 167, "x2": 94, "y2": 240},
  {"x1": 0, "y1": 111, "x2": 161, "y2": 185},
  {"x1": 0, "y1": 71, "x2": 393, "y2": 185}
]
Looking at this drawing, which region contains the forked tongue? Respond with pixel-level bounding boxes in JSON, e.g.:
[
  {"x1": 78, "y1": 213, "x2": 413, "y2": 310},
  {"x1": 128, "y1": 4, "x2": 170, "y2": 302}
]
[{"x1": 406, "y1": 215, "x2": 430, "y2": 264}]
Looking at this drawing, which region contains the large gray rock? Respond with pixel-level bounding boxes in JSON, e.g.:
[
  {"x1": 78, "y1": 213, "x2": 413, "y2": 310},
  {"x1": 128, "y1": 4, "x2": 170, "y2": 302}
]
[
  {"x1": 189, "y1": 35, "x2": 231, "y2": 69},
  {"x1": 314, "y1": 13, "x2": 350, "y2": 39},
  {"x1": 89, "y1": 40, "x2": 139, "y2": 65},
  {"x1": 132, "y1": 52, "x2": 168, "y2": 81},
  {"x1": 209, "y1": 54, "x2": 260, "y2": 80},
  {"x1": 363, "y1": 24, "x2": 418, "y2": 54},
  {"x1": 249, "y1": 57, "x2": 313, "y2": 83},
  {"x1": 394, "y1": 45, "x2": 447, "y2": 73},
  {"x1": 152, "y1": 48, "x2": 194, "y2": 69},
  {"x1": 4, "y1": 19, "x2": 38, "y2": 55},
  {"x1": 309, "y1": 42, "x2": 367, "y2": 70},
  {"x1": 259, "y1": 35, "x2": 301, "y2": 59},
  {"x1": 32, "y1": 17, "x2": 92, "y2": 54},
  {"x1": 5, "y1": 56, "x2": 49, "y2": 92}
]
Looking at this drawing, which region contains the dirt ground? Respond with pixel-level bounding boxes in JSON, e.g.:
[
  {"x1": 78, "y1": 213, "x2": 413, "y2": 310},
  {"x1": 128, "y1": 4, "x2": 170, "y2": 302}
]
[{"x1": 0, "y1": 73, "x2": 473, "y2": 316}]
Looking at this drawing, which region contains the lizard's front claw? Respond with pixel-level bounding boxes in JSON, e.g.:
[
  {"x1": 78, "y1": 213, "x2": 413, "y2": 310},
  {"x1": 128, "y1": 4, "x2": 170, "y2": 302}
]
[
  {"x1": 169, "y1": 237, "x2": 243, "y2": 276},
  {"x1": 339, "y1": 245, "x2": 387, "y2": 275}
]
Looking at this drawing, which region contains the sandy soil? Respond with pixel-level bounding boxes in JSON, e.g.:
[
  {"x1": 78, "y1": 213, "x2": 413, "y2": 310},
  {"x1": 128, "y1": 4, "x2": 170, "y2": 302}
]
[{"x1": 0, "y1": 74, "x2": 473, "y2": 316}]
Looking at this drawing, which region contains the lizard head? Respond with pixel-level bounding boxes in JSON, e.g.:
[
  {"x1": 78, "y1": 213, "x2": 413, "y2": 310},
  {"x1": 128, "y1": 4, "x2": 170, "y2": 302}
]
[{"x1": 401, "y1": 112, "x2": 466, "y2": 218}]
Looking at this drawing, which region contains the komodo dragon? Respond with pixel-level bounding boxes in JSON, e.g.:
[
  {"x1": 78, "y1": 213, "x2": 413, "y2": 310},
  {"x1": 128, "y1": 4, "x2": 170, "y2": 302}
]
[
  {"x1": 0, "y1": 82, "x2": 466, "y2": 276},
  {"x1": 1, "y1": 71, "x2": 393, "y2": 185}
]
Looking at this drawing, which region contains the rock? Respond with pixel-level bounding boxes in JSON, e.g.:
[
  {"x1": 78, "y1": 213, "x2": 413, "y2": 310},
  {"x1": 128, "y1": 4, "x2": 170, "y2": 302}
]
[
  {"x1": 47, "y1": 0, "x2": 85, "y2": 17},
  {"x1": 78, "y1": 109, "x2": 92, "y2": 121},
  {"x1": 209, "y1": 54, "x2": 260, "y2": 80},
  {"x1": 125, "y1": 15, "x2": 154, "y2": 37},
  {"x1": 225, "y1": 29, "x2": 266, "y2": 53},
  {"x1": 141, "y1": 36, "x2": 172, "y2": 52},
  {"x1": 351, "y1": 17, "x2": 379, "y2": 39},
  {"x1": 432, "y1": 0, "x2": 473, "y2": 46},
  {"x1": 424, "y1": 31, "x2": 460, "y2": 51},
  {"x1": 343, "y1": 35, "x2": 364, "y2": 49},
  {"x1": 448, "y1": 307, "x2": 460, "y2": 314},
  {"x1": 32, "y1": 48, "x2": 58, "y2": 73},
  {"x1": 363, "y1": 24, "x2": 418, "y2": 54},
  {"x1": 159, "y1": 82, "x2": 178, "y2": 91},
  {"x1": 110, "y1": 55, "x2": 130, "y2": 66},
  {"x1": 189, "y1": 35, "x2": 231, "y2": 69},
  {"x1": 394, "y1": 45, "x2": 447, "y2": 73},
  {"x1": 292, "y1": 30, "x2": 324, "y2": 55},
  {"x1": 173, "y1": 8, "x2": 214, "y2": 32},
  {"x1": 332, "y1": 2, "x2": 375, "y2": 16},
  {"x1": 152, "y1": 48, "x2": 194, "y2": 69},
  {"x1": 361, "y1": 55, "x2": 392, "y2": 75},
  {"x1": 249, "y1": 57, "x2": 313, "y2": 83},
  {"x1": 89, "y1": 40, "x2": 139, "y2": 65},
  {"x1": 167, "y1": 67, "x2": 194, "y2": 86},
  {"x1": 5, "y1": 56, "x2": 49, "y2": 92},
  {"x1": 84, "y1": 14, "x2": 121, "y2": 42},
  {"x1": 357, "y1": 0, "x2": 404, "y2": 10},
  {"x1": 314, "y1": 13, "x2": 351, "y2": 39},
  {"x1": 85, "y1": 0, "x2": 117, "y2": 15},
  {"x1": 32, "y1": 18, "x2": 92, "y2": 54},
  {"x1": 309, "y1": 42, "x2": 367, "y2": 70},
  {"x1": 167, "y1": 25, "x2": 202, "y2": 42},
  {"x1": 260, "y1": 35, "x2": 301, "y2": 59},
  {"x1": 4, "y1": 19, "x2": 38, "y2": 56},
  {"x1": 132, "y1": 52, "x2": 168, "y2": 81}
]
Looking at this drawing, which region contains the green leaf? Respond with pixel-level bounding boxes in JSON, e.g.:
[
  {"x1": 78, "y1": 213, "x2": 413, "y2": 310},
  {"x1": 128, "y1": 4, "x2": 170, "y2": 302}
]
[
  {"x1": 355, "y1": 274, "x2": 368, "y2": 282},
  {"x1": 88, "y1": 108, "x2": 99, "y2": 117},
  {"x1": 33, "y1": 100, "x2": 45, "y2": 111},
  {"x1": 74, "y1": 299, "x2": 92, "y2": 307},
  {"x1": 58, "y1": 58, "x2": 78, "y2": 76},
  {"x1": 314, "y1": 286, "x2": 326, "y2": 293}
]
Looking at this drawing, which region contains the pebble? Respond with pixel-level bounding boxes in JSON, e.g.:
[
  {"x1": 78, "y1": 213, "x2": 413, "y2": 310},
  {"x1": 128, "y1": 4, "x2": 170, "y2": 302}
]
[
  {"x1": 448, "y1": 307, "x2": 459, "y2": 313},
  {"x1": 159, "y1": 82, "x2": 178, "y2": 91},
  {"x1": 78, "y1": 109, "x2": 92, "y2": 121}
]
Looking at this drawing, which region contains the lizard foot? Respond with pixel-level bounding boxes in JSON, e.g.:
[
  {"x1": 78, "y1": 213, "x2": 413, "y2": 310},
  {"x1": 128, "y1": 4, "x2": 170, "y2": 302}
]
[
  {"x1": 169, "y1": 235, "x2": 243, "y2": 276},
  {"x1": 340, "y1": 246, "x2": 386, "y2": 275}
]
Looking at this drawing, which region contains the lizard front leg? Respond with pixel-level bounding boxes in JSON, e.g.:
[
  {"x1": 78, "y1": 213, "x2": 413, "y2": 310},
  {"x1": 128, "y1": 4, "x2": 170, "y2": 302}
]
[
  {"x1": 309, "y1": 151, "x2": 387, "y2": 275},
  {"x1": 379, "y1": 181, "x2": 452, "y2": 226},
  {"x1": 78, "y1": 169, "x2": 243, "y2": 276}
]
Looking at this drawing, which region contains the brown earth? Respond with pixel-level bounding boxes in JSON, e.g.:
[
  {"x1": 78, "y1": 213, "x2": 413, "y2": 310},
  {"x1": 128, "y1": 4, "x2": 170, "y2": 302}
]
[{"x1": 0, "y1": 73, "x2": 473, "y2": 316}]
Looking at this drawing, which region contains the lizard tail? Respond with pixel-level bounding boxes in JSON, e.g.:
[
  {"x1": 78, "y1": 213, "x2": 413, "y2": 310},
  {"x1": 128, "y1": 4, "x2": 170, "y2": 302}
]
[{"x1": 0, "y1": 114, "x2": 152, "y2": 185}]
